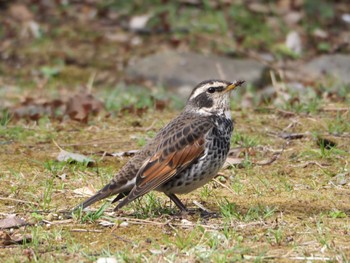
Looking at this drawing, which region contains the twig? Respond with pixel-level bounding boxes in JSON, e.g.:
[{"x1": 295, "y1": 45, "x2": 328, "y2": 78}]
[
  {"x1": 112, "y1": 233, "x2": 133, "y2": 244},
  {"x1": 70, "y1": 229, "x2": 103, "y2": 233},
  {"x1": 282, "y1": 120, "x2": 300, "y2": 132},
  {"x1": 116, "y1": 217, "x2": 168, "y2": 226},
  {"x1": 192, "y1": 200, "x2": 212, "y2": 214},
  {"x1": 145, "y1": 119, "x2": 158, "y2": 131},
  {"x1": 252, "y1": 142, "x2": 287, "y2": 166},
  {"x1": 267, "y1": 131, "x2": 306, "y2": 140},
  {"x1": 212, "y1": 178, "x2": 236, "y2": 196},
  {"x1": 0, "y1": 197, "x2": 39, "y2": 206},
  {"x1": 52, "y1": 139, "x2": 64, "y2": 151},
  {"x1": 319, "y1": 107, "x2": 349, "y2": 112},
  {"x1": 291, "y1": 161, "x2": 330, "y2": 168},
  {"x1": 277, "y1": 109, "x2": 297, "y2": 117},
  {"x1": 243, "y1": 254, "x2": 333, "y2": 261},
  {"x1": 41, "y1": 219, "x2": 73, "y2": 225}
]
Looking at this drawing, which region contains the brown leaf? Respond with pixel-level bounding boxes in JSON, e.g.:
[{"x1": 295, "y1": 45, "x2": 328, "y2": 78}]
[
  {"x1": 224, "y1": 157, "x2": 245, "y2": 168},
  {"x1": 120, "y1": 105, "x2": 148, "y2": 117},
  {"x1": 0, "y1": 215, "x2": 27, "y2": 229},
  {"x1": 0, "y1": 231, "x2": 12, "y2": 246},
  {"x1": 65, "y1": 93, "x2": 105, "y2": 123},
  {"x1": 10, "y1": 233, "x2": 32, "y2": 244},
  {"x1": 0, "y1": 231, "x2": 32, "y2": 246},
  {"x1": 247, "y1": 3, "x2": 270, "y2": 14},
  {"x1": 11, "y1": 97, "x2": 64, "y2": 121},
  {"x1": 154, "y1": 98, "x2": 168, "y2": 111},
  {"x1": 9, "y1": 4, "x2": 33, "y2": 22}
]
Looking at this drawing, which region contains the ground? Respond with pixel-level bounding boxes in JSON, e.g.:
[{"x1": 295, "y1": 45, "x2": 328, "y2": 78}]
[
  {"x1": 1, "y1": 108, "x2": 349, "y2": 262},
  {"x1": 0, "y1": 1, "x2": 349, "y2": 262}
]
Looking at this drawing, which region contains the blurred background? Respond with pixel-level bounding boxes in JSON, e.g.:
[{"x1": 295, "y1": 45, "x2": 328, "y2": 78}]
[
  {"x1": 0, "y1": 0, "x2": 349, "y2": 121},
  {"x1": 1, "y1": 2, "x2": 350, "y2": 261}
]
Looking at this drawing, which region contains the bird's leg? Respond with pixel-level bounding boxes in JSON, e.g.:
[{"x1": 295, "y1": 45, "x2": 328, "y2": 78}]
[
  {"x1": 166, "y1": 194, "x2": 218, "y2": 218},
  {"x1": 166, "y1": 193, "x2": 188, "y2": 213}
]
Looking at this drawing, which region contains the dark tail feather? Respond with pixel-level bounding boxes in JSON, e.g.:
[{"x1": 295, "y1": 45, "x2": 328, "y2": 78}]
[
  {"x1": 73, "y1": 190, "x2": 112, "y2": 212},
  {"x1": 111, "y1": 191, "x2": 130, "y2": 204},
  {"x1": 73, "y1": 181, "x2": 121, "y2": 211}
]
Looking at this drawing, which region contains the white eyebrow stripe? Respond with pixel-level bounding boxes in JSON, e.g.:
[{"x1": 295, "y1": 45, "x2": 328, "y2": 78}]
[{"x1": 190, "y1": 81, "x2": 227, "y2": 99}]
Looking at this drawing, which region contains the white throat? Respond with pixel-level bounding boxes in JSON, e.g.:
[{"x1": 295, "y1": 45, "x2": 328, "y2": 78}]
[{"x1": 196, "y1": 108, "x2": 232, "y2": 120}]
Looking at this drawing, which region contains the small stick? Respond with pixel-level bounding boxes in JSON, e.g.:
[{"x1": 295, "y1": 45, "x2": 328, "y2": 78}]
[
  {"x1": 112, "y1": 233, "x2": 133, "y2": 244},
  {"x1": 0, "y1": 197, "x2": 39, "y2": 206},
  {"x1": 52, "y1": 139, "x2": 64, "y2": 151},
  {"x1": 212, "y1": 178, "x2": 236, "y2": 196},
  {"x1": 291, "y1": 161, "x2": 329, "y2": 168},
  {"x1": 70, "y1": 229, "x2": 103, "y2": 233},
  {"x1": 192, "y1": 200, "x2": 212, "y2": 214},
  {"x1": 252, "y1": 142, "x2": 287, "y2": 166}
]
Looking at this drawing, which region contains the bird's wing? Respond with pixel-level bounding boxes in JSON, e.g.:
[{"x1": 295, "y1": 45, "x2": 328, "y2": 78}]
[{"x1": 115, "y1": 116, "x2": 213, "y2": 210}]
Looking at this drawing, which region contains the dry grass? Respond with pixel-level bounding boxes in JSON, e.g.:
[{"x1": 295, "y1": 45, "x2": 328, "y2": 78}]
[{"x1": 1, "y1": 107, "x2": 349, "y2": 262}]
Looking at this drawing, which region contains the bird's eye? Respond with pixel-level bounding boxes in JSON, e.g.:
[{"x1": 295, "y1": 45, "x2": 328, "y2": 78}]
[{"x1": 207, "y1": 87, "x2": 215, "y2": 93}]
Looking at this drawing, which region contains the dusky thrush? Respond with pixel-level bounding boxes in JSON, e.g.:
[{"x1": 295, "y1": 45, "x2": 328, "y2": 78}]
[{"x1": 75, "y1": 79, "x2": 244, "y2": 212}]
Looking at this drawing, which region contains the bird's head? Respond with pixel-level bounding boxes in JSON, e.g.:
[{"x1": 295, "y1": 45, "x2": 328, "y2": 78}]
[{"x1": 185, "y1": 79, "x2": 244, "y2": 116}]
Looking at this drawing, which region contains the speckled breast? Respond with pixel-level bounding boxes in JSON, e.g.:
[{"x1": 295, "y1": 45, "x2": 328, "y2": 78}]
[{"x1": 160, "y1": 116, "x2": 233, "y2": 194}]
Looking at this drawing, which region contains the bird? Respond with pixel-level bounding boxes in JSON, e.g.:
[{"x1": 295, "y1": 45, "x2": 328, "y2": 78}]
[{"x1": 74, "y1": 79, "x2": 244, "y2": 213}]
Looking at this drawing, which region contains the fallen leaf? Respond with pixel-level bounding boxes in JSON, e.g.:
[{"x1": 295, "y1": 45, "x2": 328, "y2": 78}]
[
  {"x1": 129, "y1": 14, "x2": 152, "y2": 32},
  {"x1": 96, "y1": 257, "x2": 118, "y2": 263},
  {"x1": 10, "y1": 233, "x2": 32, "y2": 244},
  {"x1": 286, "y1": 31, "x2": 302, "y2": 55},
  {"x1": 9, "y1": 4, "x2": 33, "y2": 22},
  {"x1": 65, "y1": 92, "x2": 105, "y2": 123},
  {"x1": 25, "y1": 21, "x2": 41, "y2": 38},
  {"x1": 154, "y1": 98, "x2": 168, "y2": 111},
  {"x1": 73, "y1": 185, "x2": 96, "y2": 197},
  {"x1": 0, "y1": 231, "x2": 12, "y2": 245},
  {"x1": 224, "y1": 157, "x2": 245, "y2": 168},
  {"x1": 111, "y1": 150, "x2": 138, "y2": 157},
  {"x1": 149, "y1": 249, "x2": 164, "y2": 255},
  {"x1": 57, "y1": 149, "x2": 94, "y2": 165},
  {"x1": 312, "y1": 28, "x2": 329, "y2": 39},
  {"x1": 331, "y1": 173, "x2": 349, "y2": 186},
  {"x1": 341, "y1": 14, "x2": 350, "y2": 24},
  {"x1": 98, "y1": 220, "x2": 115, "y2": 227},
  {"x1": 0, "y1": 215, "x2": 27, "y2": 229},
  {"x1": 11, "y1": 97, "x2": 64, "y2": 121},
  {"x1": 283, "y1": 11, "x2": 303, "y2": 26},
  {"x1": 0, "y1": 231, "x2": 32, "y2": 246},
  {"x1": 120, "y1": 105, "x2": 148, "y2": 116},
  {"x1": 105, "y1": 32, "x2": 129, "y2": 43},
  {"x1": 53, "y1": 140, "x2": 95, "y2": 166},
  {"x1": 248, "y1": 3, "x2": 270, "y2": 13}
]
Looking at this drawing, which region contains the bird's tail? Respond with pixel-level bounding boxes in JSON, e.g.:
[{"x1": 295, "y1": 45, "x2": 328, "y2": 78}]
[
  {"x1": 72, "y1": 183, "x2": 116, "y2": 212},
  {"x1": 72, "y1": 191, "x2": 110, "y2": 212}
]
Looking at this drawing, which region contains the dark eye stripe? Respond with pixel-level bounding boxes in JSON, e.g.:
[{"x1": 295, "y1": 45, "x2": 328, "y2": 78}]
[
  {"x1": 207, "y1": 86, "x2": 224, "y2": 93},
  {"x1": 215, "y1": 86, "x2": 225, "y2": 92}
]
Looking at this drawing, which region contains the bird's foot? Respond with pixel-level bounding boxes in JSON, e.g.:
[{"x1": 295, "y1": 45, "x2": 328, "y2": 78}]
[{"x1": 199, "y1": 210, "x2": 219, "y2": 219}]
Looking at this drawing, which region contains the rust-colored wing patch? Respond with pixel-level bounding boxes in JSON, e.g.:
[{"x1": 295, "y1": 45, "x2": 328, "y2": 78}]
[{"x1": 115, "y1": 137, "x2": 206, "y2": 210}]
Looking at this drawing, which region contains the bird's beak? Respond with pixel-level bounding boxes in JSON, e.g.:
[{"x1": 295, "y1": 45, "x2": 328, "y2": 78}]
[{"x1": 225, "y1": 80, "x2": 245, "y2": 92}]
